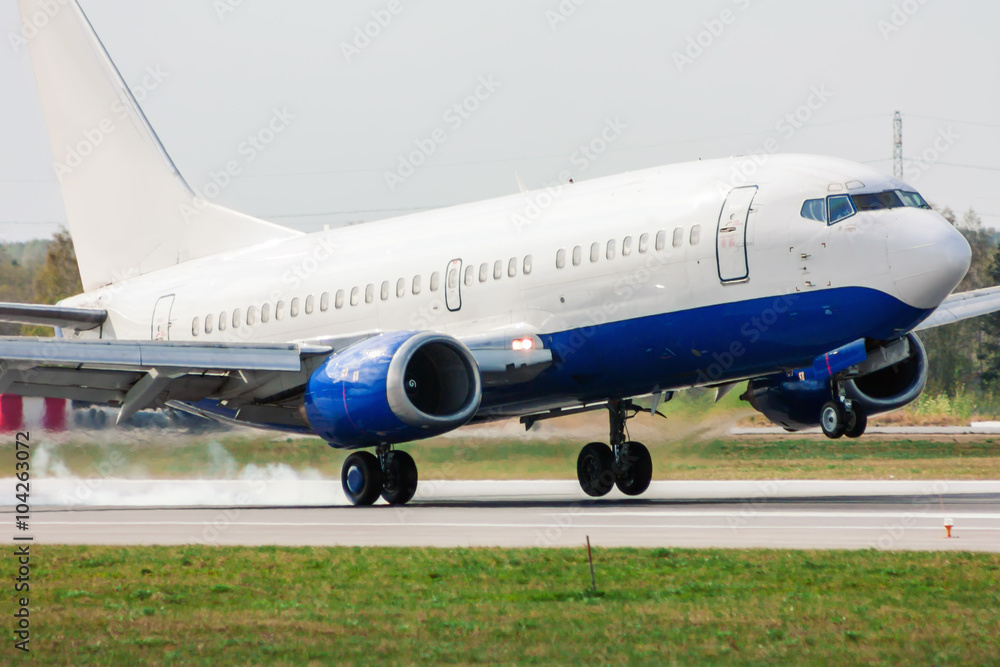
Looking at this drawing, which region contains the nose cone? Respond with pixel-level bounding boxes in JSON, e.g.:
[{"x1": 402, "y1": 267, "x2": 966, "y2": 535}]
[{"x1": 887, "y1": 214, "x2": 971, "y2": 309}]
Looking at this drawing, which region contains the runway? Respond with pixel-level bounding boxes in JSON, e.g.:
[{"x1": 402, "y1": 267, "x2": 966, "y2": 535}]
[{"x1": 10, "y1": 480, "x2": 1000, "y2": 551}]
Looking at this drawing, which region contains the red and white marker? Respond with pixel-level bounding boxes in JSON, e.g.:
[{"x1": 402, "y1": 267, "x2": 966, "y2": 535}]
[{"x1": 944, "y1": 517, "x2": 954, "y2": 539}]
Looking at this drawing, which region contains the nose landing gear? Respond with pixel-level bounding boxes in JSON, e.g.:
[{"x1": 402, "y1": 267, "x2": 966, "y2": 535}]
[{"x1": 820, "y1": 387, "x2": 868, "y2": 440}]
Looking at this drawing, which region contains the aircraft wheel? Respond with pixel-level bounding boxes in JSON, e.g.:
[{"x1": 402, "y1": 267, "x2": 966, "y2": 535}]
[
  {"x1": 342, "y1": 451, "x2": 383, "y2": 506},
  {"x1": 381, "y1": 450, "x2": 418, "y2": 506},
  {"x1": 615, "y1": 441, "x2": 652, "y2": 497},
  {"x1": 820, "y1": 401, "x2": 847, "y2": 440},
  {"x1": 844, "y1": 406, "x2": 868, "y2": 439},
  {"x1": 577, "y1": 442, "x2": 615, "y2": 497}
]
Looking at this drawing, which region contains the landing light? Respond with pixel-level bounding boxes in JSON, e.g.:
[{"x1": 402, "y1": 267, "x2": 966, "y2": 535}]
[{"x1": 512, "y1": 338, "x2": 535, "y2": 351}]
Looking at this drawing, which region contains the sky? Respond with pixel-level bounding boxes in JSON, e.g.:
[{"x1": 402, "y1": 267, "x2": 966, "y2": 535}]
[{"x1": 1, "y1": 0, "x2": 999, "y2": 243}]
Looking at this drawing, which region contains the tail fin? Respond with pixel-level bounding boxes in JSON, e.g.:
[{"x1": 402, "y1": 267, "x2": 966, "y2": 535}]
[{"x1": 19, "y1": 0, "x2": 302, "y2": 291}]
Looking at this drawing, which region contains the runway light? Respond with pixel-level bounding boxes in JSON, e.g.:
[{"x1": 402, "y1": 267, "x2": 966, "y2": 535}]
[
  {"x1": 512, "y1": 338, "x2": 534, "y2": 351},
  {"x1": 944, "y1": 517, "x2": 954, "y2": 539}
]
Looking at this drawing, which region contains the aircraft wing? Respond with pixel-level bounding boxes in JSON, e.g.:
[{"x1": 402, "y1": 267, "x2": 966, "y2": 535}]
[
  {"x1": 0, "y1": 337, "x2": 332, "y2": 427},
  {"x1": 0, "y1": 302, "x2": 107, "y2": 331},
  {"x1": 914, "y1": 286, "x2": 1000, "y2": 331},
  {"x1": 0, "y1": 329, "x2": 553, "y2": 430}
]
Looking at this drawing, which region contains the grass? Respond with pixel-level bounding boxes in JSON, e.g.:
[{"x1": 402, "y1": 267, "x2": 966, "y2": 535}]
[
  {"x1": 26, "y1": 546, "x2": 1000, "y2": 665},
  {"x1": 15, "y1": 432, "x2": 1000, "y2": 481}
]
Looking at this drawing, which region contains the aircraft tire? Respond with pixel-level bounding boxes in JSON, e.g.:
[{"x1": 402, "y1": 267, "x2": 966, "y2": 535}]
[
  {"x1": 615, "y1": 441, "x2": 652, "y2": 496},
  {"x1": 844, "y1": 406, "x2": 868, "y2": 439},
  {"x1": 342, "y1": 452, "x2": 383, "y2": 506},
  {"x1": 820, "y1": 401, "x2": 847, "y2": 439},
  {"x1": 381, "y1": 450, "x2": 419, "y2": 506},
  {"x1": 577, "y1": 442, "x2": 615, "y2": 497}
]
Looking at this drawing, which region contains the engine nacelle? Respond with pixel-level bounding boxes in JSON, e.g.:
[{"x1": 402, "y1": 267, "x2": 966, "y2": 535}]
[
  {"x1": 744, "y1": 333, "x2": 928, "y2": 431},
  {"x1": 304, "y1": 331, "x2": 482, "y2": 448}
]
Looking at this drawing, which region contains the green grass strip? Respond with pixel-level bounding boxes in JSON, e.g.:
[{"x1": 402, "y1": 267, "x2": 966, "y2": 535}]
[{"x1": 21, "y1": 546, "x2": 1000, "y2": 665}]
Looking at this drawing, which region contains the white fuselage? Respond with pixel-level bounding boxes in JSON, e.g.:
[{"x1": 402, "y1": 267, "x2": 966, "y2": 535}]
[{"x1": 60, "y1": 153, "x2": 969, "y2": 416}]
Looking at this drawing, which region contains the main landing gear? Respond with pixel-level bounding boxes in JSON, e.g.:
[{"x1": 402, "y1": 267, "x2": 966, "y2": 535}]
[
  {"x1": 341, "y1": 445, "x2": 419, "y2": 506},
  {"x1": 820, "y1": 385, "x2": 867, "y2": 440},
  {"x1": 576, "y1": 400, "x2": 653, "y2": 498}
]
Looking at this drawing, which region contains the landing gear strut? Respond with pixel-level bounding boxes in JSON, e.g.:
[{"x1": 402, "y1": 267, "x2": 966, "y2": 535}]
[
  {"x1": 341, "y1": 445, "x2": 419, "y2": 506},
  {"x1": 576, "y1": 400, "x2": 653, "y2": 498}
]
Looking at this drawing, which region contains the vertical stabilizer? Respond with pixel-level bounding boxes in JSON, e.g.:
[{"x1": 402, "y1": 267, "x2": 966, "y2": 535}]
[{"x1": 20, "y1": 0, "x2": 302, "y2": 291}]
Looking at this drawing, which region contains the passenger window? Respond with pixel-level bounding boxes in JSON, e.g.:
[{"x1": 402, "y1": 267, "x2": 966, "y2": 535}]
[
  {"x1": 276, "y1": 301, "x2": 285, "y2": 321},
  {"x1": 638, "y1": 233, "x2": 649, "y2": 254},
  {"x1": 690, "y1": 225, "x2": 701, "y2": 246},
  {"x1": 320, "y1": 293, "x2": 330, "y2": 312},
  {"x1": 290, "y1": 299, "x2": 299, "y2": 318},
  {"x1": 381, "y1": 281, "x2": 390, "y2": 301},
  {"x1": 448, "y1": 267, "x2": 459, "y2": 289},
  {"x1": 335, "y1": 290, "x2": 345, "y2": 309},
  {"x1": 800, "y1": 199, "x2": 827, "y2": 222},
  {"x1": 655, "y1": 230, "x2": 666, "y2": 251},
  {"x1": 672, "y1": 228, "x2": 683, "y2": 248},
  {"x1": 192, "y1": 317, "x2": 200, "y2": 337},
  {"x1": 412, "y1": 276, "x2": 422, "y2": 296},
  {"x1": 430, "y1": 272, "x2": 441, "y2": 292},
  {"x1": 508, "y1": 258, "x2": 517, "y2": 277},
  {"x1": 365, "y1": 284, "x2": 375, "y2": 304},
  {"x1": 573, "y1": 246, "x2": 582, "y2": 266},
  {"x1": 523, "y1": 255, "x2": 533, "y2": 275},
  {"x1": 828, "y1": 195, "x2": 856, "y2": 224},
  {"x1": 261, "y1": 303, "x2": 271, "y2": 324},
  {"x1": 232, "y1": 308, "x2": 242, "y2": 328},
  {"x1": 622, "y1": 236, "x2": 633, "y2": 257},
  {"x1": 305, "y1": 295, "x2": 314, "y2": 315},
  {"x1": 606, "y1": 240, "x2": 616, "y2": 260},
  {"x1": 350, "y1": 287, "x2": 360, "y2": 306},
  {"x1": 247, "y1": 305, "x2": 257, "y2": 326},
  {"x1": 396, "y1": 278, "x2": 406, "y2": 298},
  {"x1": 205, "y1": 314, "x2": 214, "y2": 335},
  {"x1": 556, "y1": 249, "x2": 566, "y2": 269},
  {"x1": 494, "y1": 260, "x2": 503, "y2": 280},
  {"x1": 590, "y1": 243, "x2": 600, "y2": 263},
  {"x1": 219, "y1": 312, "x2": 227, "y2": 332},
  {"x1": 479, "y1": 263, "x2": 488, "y2": 283}
]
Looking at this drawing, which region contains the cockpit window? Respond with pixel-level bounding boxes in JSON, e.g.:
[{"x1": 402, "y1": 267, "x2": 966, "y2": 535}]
[
  {"x1": 800, "y1": 199, "x2": 827, "y2": 223},
  {"x1": 852, "y1": 191, "x2": 904, "y2": 212},
  {"x1": 898, "y1": 191, "x2": 932, "y2": 209},
  {"x1": 828, "y1": 195, "x2": 856, "y2": 224},
  {"x1": 801, "y1": 189, "x2": 931, "y2": 226}
]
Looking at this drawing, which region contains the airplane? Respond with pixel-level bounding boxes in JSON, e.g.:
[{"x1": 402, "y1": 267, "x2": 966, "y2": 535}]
[{"x1": 3, "y1": 0, "x2": 1000, "y2": 506}]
